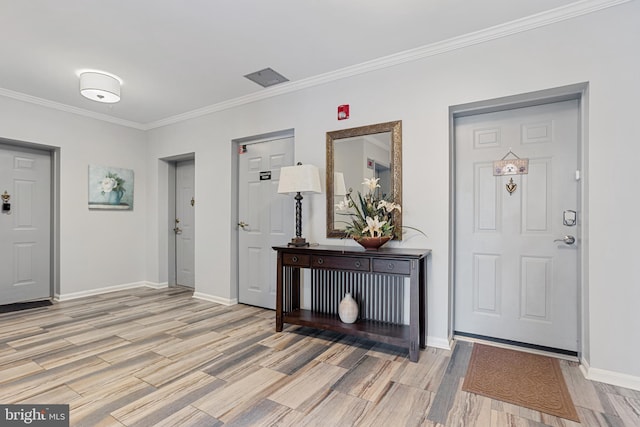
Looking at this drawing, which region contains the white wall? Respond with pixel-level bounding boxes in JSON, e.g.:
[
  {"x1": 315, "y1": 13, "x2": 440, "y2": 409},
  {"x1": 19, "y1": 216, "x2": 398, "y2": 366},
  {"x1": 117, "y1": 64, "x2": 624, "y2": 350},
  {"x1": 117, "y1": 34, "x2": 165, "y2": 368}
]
[
  {"x1": 0, "y1": 97, "x2": 148, "y2": 296},
  {"x1": 146, "y1": 1, "x2": 640, "y2": 386}
]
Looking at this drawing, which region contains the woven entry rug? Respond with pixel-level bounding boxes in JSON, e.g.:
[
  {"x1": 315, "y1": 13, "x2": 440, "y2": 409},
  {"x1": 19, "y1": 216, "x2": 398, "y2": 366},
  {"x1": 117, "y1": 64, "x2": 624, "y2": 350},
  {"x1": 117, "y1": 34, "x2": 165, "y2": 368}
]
[{"x1": 462, "y1": 343, "x2": 580, "y2": 422}]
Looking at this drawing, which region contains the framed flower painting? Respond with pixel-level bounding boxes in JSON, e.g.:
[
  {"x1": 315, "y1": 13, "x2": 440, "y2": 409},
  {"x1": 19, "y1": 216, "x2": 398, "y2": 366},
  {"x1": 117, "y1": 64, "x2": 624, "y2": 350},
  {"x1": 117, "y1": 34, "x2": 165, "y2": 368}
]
[{"x1": 88, "y1": 165, "x2": 134, "y2": 210}]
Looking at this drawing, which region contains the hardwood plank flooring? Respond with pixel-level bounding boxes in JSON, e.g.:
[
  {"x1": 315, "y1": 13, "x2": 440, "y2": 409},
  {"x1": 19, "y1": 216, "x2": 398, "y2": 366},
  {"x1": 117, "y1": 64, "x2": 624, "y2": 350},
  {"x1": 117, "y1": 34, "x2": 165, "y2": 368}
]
[{"x1": 0, "y1": 287, "x2": 638, "y2": 426}]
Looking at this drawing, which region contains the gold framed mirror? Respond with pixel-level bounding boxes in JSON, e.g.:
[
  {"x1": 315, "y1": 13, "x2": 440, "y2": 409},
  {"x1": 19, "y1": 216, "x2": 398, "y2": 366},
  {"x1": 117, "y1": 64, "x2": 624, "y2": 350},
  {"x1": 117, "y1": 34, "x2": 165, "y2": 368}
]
[{"x1": 326, "y1": 120, "x2": 402, "y2": 239}]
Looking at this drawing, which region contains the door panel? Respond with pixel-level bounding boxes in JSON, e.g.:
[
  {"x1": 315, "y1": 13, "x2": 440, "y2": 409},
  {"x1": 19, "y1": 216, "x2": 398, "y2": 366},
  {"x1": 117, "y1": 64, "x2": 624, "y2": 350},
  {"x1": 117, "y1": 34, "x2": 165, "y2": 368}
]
[
  {"x1": 522, "y1": 159, "x2": 551, "y2": 232},
  {"x1": 455, "y1": 100, "x2": 579, "y2": 351},
  {"x1": 238, "y1": 137, "x2": 294, "y2": 309},
  {"x1": 473, "y1": 253, "x2": 500, "y2": 314},
  {"x1": 520, "y1": 256, "x2": 551, "y2": 320},
  {"x1": 0, "y1": 145, "x2": 51, "y2": 304}
]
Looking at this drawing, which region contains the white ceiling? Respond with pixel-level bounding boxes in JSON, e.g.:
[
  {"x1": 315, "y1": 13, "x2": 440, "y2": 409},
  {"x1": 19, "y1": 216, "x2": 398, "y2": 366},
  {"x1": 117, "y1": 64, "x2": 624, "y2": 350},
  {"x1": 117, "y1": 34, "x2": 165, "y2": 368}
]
[{"x1": 0, "y1": 0, "x2": 595, "y2": 128}]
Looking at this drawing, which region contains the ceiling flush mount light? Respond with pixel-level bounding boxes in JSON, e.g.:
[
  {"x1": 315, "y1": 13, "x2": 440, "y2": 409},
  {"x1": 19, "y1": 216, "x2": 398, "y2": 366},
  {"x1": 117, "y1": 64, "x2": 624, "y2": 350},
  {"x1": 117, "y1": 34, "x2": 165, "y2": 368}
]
[{"x1": 80, "y1": 72, "x2": 121, "y2": 103}]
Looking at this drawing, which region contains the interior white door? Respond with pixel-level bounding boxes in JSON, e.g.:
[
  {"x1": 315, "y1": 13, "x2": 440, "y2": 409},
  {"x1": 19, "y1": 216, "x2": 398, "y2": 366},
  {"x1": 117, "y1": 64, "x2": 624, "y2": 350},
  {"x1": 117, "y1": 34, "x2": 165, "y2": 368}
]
[
  {"x1": 0, "y1": 145, "x2": 51, "y2": 304},
  {"x1": 238, "y1": 137, "x2": 294, "y2": 309},
  {"x1": 175, "y1": 159, "x2": 195, "y2": 287},
  {"x1": 454, "y1": 100, "x2": 579, "y2": 352}
]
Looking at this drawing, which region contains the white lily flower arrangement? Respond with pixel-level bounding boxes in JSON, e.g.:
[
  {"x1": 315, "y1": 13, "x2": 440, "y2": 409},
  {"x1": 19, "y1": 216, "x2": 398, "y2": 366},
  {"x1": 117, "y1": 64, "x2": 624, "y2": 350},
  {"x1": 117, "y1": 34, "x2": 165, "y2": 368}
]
[{"x1": 335, "y1": 177, "x2": 403, "y2": 239}]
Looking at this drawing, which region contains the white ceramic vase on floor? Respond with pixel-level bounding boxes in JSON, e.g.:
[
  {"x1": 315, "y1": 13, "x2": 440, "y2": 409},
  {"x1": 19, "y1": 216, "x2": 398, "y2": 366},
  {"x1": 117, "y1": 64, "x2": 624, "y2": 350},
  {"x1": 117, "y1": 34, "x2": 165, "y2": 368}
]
[{"x1": 339, "y1": 292, "x2": 358, "y2": 323}]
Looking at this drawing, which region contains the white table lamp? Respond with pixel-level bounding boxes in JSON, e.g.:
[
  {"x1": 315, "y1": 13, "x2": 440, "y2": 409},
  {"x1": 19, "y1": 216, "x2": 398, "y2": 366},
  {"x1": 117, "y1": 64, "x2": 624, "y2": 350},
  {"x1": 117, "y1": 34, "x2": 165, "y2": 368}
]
[{"x1": 277, "y1": 162, "x2": 322, "y2": 246}]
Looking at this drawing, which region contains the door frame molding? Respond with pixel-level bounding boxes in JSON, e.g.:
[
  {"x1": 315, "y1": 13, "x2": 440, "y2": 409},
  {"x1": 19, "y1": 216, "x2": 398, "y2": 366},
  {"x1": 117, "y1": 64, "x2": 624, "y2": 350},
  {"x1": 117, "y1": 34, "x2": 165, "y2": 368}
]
[
  {"x1": 174, "y1": 158, "x2": 196, "y2": 288},
  {"x1": 448, "y1": 82, "x2": 589, "y2": 357},
  {"x1": 231, "y1": 129, "x2": 294, "y2": 304},
  {"x1": 161, "y1": 152, "x2": 195, "y2": 287},
  {"x1": 0, "y1": 137, "x2": 59, "y2": 301}
]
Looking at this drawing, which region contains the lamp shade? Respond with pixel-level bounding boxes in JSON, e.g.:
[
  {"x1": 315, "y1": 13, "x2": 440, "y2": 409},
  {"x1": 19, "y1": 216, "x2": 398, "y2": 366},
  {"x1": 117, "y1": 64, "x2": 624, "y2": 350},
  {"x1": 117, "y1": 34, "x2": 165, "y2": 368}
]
[
  {"x1": 334, "y1": 172, "x2": 347, "y2": 196},
  {"x1": 277, "y1": 164, "x2": 322, "y2": 194},
  {"x1": 80, "y1": 72, "x2": 121, "y2": 103}
]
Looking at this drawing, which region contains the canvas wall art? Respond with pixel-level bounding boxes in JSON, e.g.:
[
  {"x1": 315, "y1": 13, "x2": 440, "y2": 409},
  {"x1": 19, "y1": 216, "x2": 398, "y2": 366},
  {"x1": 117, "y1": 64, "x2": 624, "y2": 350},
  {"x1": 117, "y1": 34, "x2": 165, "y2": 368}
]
[{"x1": 88, "y1": 165, "x2": 134, "y2": 210}]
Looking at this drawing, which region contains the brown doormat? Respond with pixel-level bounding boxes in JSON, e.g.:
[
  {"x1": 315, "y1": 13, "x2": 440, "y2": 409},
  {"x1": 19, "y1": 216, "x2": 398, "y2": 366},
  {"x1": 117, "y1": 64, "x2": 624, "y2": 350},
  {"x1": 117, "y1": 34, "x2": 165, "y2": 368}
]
[{"x1": 462, "y1": 344, "x2": 580, "y2": 422}]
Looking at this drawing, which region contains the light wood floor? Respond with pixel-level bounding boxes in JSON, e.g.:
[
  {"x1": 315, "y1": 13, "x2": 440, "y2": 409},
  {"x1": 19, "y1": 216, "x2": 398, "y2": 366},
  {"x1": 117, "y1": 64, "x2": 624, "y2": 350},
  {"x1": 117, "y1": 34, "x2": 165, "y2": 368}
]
[{"x1": 1, "y1": 287, "x2": 638, "y2": 426}]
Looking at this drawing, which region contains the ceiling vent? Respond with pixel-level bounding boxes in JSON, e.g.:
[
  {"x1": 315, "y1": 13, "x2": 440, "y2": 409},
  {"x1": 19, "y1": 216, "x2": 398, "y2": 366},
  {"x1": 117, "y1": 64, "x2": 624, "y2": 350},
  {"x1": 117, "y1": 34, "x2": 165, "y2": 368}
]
[{"x1": 244, "y1": 68, "x2": 289, "y2": 88}]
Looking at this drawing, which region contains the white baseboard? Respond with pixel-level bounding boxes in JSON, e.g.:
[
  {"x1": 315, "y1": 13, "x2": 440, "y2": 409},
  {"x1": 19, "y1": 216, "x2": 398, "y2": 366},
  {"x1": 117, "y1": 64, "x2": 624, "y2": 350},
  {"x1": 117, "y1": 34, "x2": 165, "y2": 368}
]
[
  {"x1": 580, "y1": 357, "x2": 640, "y2": 391},
  {"x1": 55, "y1": 281, "x2": 168, "y2": 301},
  {"x1": 192, "y1": 292, "x2": 237, "y2": 306},
  {"x1": 145, "y1": 281, "x2": 169, "y2": 289},
  {"x1": 427, "y1": 336, "x2": 453, "y2": 350},
  {"x1": 54, "y1": 282, "x2": 237, "y2": 307}
]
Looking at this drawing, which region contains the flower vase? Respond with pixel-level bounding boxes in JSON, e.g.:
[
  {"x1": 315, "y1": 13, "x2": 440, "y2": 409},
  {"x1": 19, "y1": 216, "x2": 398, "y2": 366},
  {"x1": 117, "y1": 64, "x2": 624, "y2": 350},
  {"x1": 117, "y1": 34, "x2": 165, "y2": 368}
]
[
  {"x1": 355, "y1": 236, "x2": 391, "y2": 250},
  {"x1": 108, "y1": 190, "x2": 123, "y2": 205},
  {"x1": 338, "y1": 292, "x2": 358, "y2": 323}
]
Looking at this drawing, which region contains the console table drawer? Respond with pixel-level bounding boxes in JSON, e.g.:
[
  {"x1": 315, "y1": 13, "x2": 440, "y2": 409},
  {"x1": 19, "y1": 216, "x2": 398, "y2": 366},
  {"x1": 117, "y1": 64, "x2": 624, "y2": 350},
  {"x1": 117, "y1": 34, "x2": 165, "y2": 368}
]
[
  {"x1": 372, "y1": 259, "x2": 411, "y2": 275},
  {"x1": 311, "y1": 256, "x2": 370, "y2": 271},
  {"x1": 282, "y1": 253, "x2": 310, "y2": 267}
]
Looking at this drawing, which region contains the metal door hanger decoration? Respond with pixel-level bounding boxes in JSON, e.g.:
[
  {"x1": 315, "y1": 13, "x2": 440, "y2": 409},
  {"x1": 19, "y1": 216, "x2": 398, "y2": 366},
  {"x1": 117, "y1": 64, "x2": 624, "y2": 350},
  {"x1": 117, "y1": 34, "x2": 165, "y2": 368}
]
[
  {"x1": 494, "y1": 149, "x2": 528, "y2": 195},
  {"x1": 505, "y1": 178, "x2": 517, "y2": 195}
]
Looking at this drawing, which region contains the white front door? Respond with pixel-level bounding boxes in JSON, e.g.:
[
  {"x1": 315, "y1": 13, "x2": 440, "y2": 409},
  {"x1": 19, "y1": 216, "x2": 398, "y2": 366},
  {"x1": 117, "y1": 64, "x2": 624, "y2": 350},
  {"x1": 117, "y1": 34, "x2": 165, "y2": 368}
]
[
  {"x1": 238, "y1": 137, "x2": 294, "y2": 309},
  {"x1": 0, "y1": 145, "x2": 51, "y2": 304},
  {"x1": 175, "y1": 159, "x2": 195, "y2": 287},
  {"x1": 454, "y1": 100, "x2": 580, "y2": 352}
]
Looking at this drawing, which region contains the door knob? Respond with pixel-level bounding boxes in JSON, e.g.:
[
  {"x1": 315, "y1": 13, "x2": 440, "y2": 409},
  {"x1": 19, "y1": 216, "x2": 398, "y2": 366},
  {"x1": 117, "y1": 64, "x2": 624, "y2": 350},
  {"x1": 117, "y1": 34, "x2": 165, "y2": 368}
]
[
  {"x1": 238, "y1": 221, "x2": 249, "y2": 230},
  {"x1": 554, "y1": 235, "x2": 575, "y2": 245},
  {"x1": 1, "y1": 190, "x2": 10, "y2": 213},
  {"x1": 174, "y1": 226, "x2": 183, "y2": 234}
]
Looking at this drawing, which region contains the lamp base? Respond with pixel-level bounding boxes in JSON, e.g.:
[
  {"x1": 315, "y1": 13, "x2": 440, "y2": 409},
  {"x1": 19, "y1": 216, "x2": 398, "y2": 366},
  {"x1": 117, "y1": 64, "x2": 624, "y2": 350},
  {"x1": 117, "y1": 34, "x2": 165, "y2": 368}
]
[{"x1": 287, "y1": 237, "x2": 309, "y2": 247}]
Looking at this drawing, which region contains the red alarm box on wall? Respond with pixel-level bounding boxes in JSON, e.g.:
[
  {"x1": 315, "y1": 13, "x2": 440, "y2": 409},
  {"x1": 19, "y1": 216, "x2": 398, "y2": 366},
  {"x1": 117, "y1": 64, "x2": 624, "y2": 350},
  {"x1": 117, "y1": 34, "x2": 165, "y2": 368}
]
[{"x1": 338, "y1": 104, "x2": 349, "y2": 120}]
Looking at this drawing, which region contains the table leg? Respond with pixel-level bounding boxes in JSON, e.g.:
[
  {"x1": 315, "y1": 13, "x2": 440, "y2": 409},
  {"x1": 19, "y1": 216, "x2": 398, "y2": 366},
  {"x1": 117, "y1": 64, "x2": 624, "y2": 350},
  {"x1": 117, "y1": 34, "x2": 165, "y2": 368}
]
[
  {"x1": 419, "y1": 256, "x2": 427, "y2": 349},
  {"x1": 275, "y1": 252, "x2": 283, "y2": 332},
  {"x1": 409, "y1": 259, "x2": 420, "y2": 362}
]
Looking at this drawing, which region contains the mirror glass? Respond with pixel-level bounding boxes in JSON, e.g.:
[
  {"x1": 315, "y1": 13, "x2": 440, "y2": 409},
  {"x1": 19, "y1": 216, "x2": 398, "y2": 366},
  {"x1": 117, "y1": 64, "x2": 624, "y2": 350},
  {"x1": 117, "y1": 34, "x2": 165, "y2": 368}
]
[{"x1": 326, "y1": 121, "x2": 402, "y2": 239}]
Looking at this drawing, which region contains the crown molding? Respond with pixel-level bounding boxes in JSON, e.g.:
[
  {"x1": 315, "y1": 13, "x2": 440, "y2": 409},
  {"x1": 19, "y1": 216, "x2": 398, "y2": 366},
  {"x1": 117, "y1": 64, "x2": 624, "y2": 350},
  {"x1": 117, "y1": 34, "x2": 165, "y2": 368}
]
[
  {"x1": 0, "y1": 0, "x2": 630, "y2": 131},
  {"x1": 146, "y1": 0, "x2": 629, "y2": 130},
  {"x1": 0, "y1": 87, "x2": 146, "y2": 130}
]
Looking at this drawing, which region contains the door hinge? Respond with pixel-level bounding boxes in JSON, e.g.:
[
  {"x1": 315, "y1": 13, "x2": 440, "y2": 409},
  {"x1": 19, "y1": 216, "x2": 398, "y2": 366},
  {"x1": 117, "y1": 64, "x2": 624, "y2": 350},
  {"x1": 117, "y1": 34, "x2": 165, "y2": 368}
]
[{"x1": 575, "y1": 170, "x2": 581, "y2": 181}]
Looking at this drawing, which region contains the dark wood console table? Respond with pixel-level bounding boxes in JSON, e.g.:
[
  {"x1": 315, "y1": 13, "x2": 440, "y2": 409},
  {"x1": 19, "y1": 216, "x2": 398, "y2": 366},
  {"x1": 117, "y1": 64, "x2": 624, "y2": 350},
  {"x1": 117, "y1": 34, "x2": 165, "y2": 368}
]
[{"x1": 273, "y1": 244, "x2": 430, "y2": 362}]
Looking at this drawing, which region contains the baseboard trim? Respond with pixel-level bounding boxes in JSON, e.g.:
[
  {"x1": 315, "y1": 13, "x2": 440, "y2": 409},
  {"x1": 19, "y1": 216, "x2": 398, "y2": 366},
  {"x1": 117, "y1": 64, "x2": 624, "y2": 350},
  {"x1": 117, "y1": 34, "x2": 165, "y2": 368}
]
[
  {"x1": 55, "y1": 281, "x2": 168, "y2": 301},
  {"x1": 55, "y1": 282, "x2": 238, "y2": 307},
  {"x1": 580, "y1": 358, "x2": 640, "y2": 391},
  {"x1": 192, "y1": 292, "x2": 237, "y2": 306},
  {"x1": 427, "y1": 336, "x2": 452, "y2": 350},
  {"x1": 145, "y1": 281, "x2": 169, "y2": 289}
]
